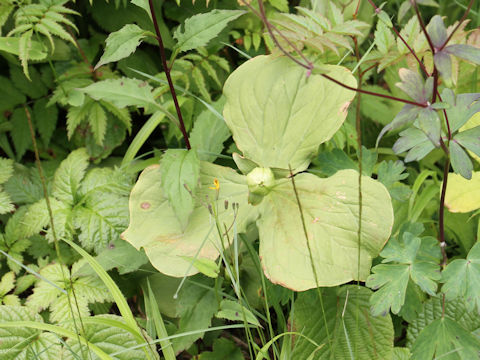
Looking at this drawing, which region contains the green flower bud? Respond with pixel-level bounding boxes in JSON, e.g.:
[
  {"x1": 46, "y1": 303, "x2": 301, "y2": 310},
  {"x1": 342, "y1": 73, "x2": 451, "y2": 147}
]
[{"x1": 246, "y1": 167, "x2": 275, "y2": 199}]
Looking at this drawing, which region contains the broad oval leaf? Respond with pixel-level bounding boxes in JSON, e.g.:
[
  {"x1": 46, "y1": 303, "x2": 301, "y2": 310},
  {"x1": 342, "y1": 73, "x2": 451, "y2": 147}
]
[
  {"x1": 258, "y1": 169, "x2": 393, "y2": 290},
  {"x1": 290, "y1": 286, "x2": 394, "y2": 359},
  {"x1": 444, "y1": 172, "x2": 480, "y2": 213},
  {"x1": 223, "y1": 55, "x2": 356, "y2": 172},
  {"x1": 121, "y1": 162, "x2": 258, "y2": 277}
]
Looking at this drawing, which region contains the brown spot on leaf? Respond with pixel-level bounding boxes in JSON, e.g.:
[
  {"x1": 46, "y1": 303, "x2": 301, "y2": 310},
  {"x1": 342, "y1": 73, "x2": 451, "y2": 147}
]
[{"x1": 140, "y1": 202, "x2": 151, "y2": 209}]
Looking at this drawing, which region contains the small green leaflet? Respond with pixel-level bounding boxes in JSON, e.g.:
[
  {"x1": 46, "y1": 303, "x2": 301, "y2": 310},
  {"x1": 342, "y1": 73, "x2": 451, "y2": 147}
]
[
  {"x1": 173, "y1": 10, "x2": 246, "y2": 54},
  {"x1": 160, "y1": 149, "x2": 200, "y2": 230},
  {"x1": 367, "y1": 230, "x2": 441, "y2": 316},
  {"x1": 95, "y1": 24, "x2": 151, "y2": 69},
  {"x1": 80, "y1": 78, "x2": 157, "y2": 110},
  {"x1": 441, "y1": 242, "x2": 480, "y2": 313},
  {"x1": 216, "y1": 299, "x2": 260, "y2": 326},
  {"x1": 411, "y1": 317, "x2": 480, "y2": 360},
  {"x1": 0, "y1": 157, "x2": 14, "y2": 214},
  {"x1": 52, "y1": 148, "x2": 89, "y2": 205}
]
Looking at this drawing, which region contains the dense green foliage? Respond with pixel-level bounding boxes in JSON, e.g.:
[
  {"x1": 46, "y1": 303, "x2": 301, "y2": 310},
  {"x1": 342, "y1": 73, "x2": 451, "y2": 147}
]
[{"x1": 0, "y1": 0, "x2": 479, "y2": 359}]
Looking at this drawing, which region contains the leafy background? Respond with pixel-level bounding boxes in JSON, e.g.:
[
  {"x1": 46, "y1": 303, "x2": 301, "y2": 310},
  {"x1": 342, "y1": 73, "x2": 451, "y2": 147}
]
[{"x1": 0, "y1": 0, "x2": 479, "y2": 359}]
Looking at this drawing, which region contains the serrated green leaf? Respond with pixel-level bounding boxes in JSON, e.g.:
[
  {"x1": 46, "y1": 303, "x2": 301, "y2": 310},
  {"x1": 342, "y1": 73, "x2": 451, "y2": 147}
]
[
  {"x1": 27, "y1": 260, "x2": 112, "y2": 324},
  {"x1": 73, "y1": 190, "x2": 130, "y2": 252},
  {"x1": 0, "y1": 157, "x2": 13, "y2": 184},
  {"x1": 52, "y1": 148, "x2": 89, "y2": 204},
  {"x1": 160, "y1": 149, "x2": 200, "y2": 230},
  {"x1": 18, "y1": 29, "x2": 34, "y2": 79},
  {"x1": 88, "y1": 101, "x2": 108, "y2": 145},
  {"x1": 441, "y1": 242, "x2": 480, "y2": 313},
  {"x1": 0, "y1": 305, "x2": 61, "y2": 360},
  {"x1": 291, "y1": 286, "x2": 394, "y2": 360},
  {"x1": 258, "y1": 169, "x2": 393, "y2": 290},
  {"x1": 411, "y1": 317, "x2": 480, "y2": 360},
  {"x1": 223, "y1": 55, "x2": 356, "y2": 172},
  {"x1": 367, "y1": 232, "x2": 441, "y2": 316},
  {"x1": 0, "y1": 272, "x2": 15, "y2": 297},
  {"x1": 174, "y1": 10, "x2": 246, "y2": 53},
  {"x1": 406, "y1": 296, "x2": 480, "y2": 349},
  {"x1": 96, "y1": 24, "x2": 149, "y2": 69},
  {"x1": 65, "y1": 315, "x2": 157, "y2": 360}
]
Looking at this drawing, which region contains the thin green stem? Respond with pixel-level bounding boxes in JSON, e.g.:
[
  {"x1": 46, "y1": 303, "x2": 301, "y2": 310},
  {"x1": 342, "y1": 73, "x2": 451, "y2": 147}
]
[
  {"x1": 24, "y1": 106, "x2": 91, "y2": 360},
  {"x1": 288, "y1": 167, "x2": 332, "y2": 351}
]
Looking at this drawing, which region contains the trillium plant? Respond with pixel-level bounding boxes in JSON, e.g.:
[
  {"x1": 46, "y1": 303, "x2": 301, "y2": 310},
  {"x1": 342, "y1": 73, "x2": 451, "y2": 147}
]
[{"x1": 1, "y1": 0, "x2": 480, "y2": 358}]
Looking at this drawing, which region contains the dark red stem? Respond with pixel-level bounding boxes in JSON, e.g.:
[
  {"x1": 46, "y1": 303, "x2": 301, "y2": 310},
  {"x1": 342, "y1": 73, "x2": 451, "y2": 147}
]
[
  {"x1": 366, "y1": 0, "x2": 429, "y2": 76},
  {"x1": 321, "y1": 74, "x2": 428, "y2": 107},
  {"x1": 438, "y1": 157, "x2": 450, "y2": 268},
  {"x1": 411, "y1": 0, "x2": 436, "y2": 54},
  {"x1": 439, "y1": 0, "x2": 475, "y2": 51},
  {"x1": 148, "y1": 0, "x2": 191, "y2": 149}
]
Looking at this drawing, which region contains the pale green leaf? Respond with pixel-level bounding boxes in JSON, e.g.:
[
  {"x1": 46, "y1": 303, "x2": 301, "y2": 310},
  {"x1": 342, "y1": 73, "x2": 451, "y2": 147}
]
[
  {"x1": 160, "y1": 149, "x2": 200, "y2": 229},
  {"x1": 96, "y1": 24, "x2": 149, "y2": 69},
  {"x1": 122, "y1": 162, "x2": 259, "y2": 277},
  {"x1": 444, "y1": 172, "x2": 480, "y2": 213},
  {"x1": 258, "y1": 169, "x2": 393, "y2": 290},
  {"x1": 0, "y1": 158, "x2": 13, "y2": 184},
  {"x1": 291, "y1": 286, "x2": 394, "y2": 359},
  {"x1": 223, "y1": 55, "x2": 356, "y2": 172},
  {"x1": 174, "y1": 10, "x2": 246, "y2": 53},
  {"x1": 0, "y1": 272, "x2": 15, "y2": 297}
]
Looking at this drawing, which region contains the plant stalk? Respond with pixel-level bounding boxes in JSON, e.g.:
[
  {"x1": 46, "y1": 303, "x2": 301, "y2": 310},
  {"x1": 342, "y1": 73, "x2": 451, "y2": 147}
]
[{"x1": 148, "y1": 0, "x2": 191, "y2": 149}]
